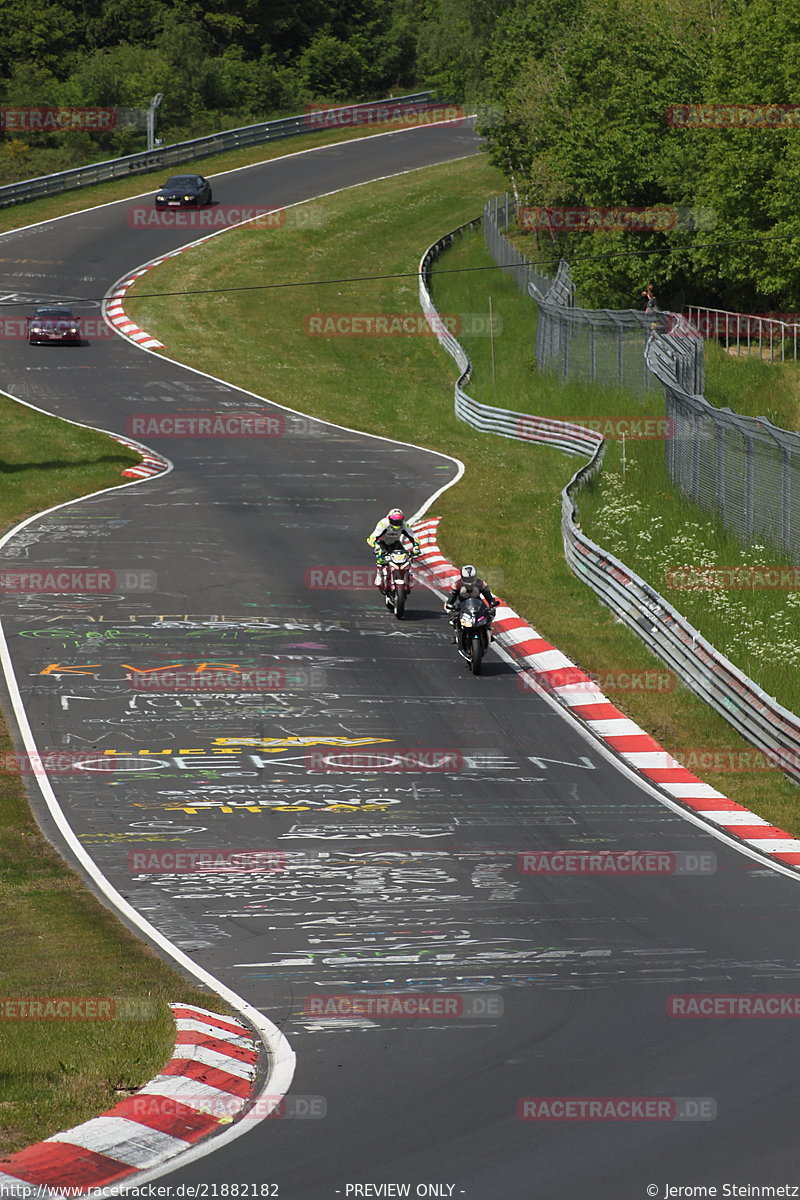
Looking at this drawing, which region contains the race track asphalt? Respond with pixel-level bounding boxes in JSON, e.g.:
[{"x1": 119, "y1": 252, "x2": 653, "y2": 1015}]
[{"x1": 1, "y1": 122, "x2": 799, "y2": 1200}]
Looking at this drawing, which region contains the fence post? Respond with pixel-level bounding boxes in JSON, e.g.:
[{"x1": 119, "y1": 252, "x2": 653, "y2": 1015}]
[
  {"x1": 745, "y1": 432, "x2": 754, "y2": 541},
  {"x1": 716, "y1": 421, "x2": 726, "y2": 515},
  {"x1": 782, "y1": 444, "x2": 792, "y2": 555}
]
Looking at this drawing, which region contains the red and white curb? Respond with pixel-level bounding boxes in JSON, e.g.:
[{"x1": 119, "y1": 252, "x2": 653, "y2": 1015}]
[
  {"x1": 113, "y1": 432, "x2": 169, "y2": 481},
  {"x1": 104, "y1": 247, "x2": 193, "y2": 351},
  {"x1": 104, "y1": 268, "x2": 164, "y2": 348},
  {"x1": 414, "y1": 517, "x2": 800, "y2": 870},
  {"x1": 0, "y1": 1003, "x2": 262, "y2": 1195}
]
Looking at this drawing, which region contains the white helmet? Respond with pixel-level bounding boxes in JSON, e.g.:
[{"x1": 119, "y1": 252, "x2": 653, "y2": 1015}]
[{"x1": 460, "y1": 564, "x2": 477, "y2": 582}]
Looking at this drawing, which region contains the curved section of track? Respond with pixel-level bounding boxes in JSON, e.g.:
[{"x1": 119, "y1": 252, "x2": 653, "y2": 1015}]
[{"x1": 1, "y1": 124, "x2": 800, "y2": 1199}]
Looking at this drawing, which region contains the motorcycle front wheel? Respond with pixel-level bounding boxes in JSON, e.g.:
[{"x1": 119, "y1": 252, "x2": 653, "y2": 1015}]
[
  {"x1": 469, "y1": 633, "x2": 484, "y2": 675},
  {"x1": 394, "y1": 585, "x2": 406, "y2": 619}
]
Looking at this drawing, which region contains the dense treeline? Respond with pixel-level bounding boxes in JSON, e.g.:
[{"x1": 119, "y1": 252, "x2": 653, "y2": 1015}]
[
  {"x1": 468, "y1": 0, "x2": 800, "y2": 311},
  {"x1": 2, "y1": 0, "x2": 796, "y2": 310},
  {"x1": 0, "y1": 0, "x2": 422, "y2": 181}
]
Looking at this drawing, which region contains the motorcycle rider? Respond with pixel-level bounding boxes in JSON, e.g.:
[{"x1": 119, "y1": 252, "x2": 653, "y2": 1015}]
[
  {"x1": 366, "y1": 508, "x2": 421, "y2": 591},
  {"x1": 444, "y1": 565, "x2": 498, "y2": 641}
]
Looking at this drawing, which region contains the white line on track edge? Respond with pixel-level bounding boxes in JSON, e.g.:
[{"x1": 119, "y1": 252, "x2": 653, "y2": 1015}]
[
  {"x1": 0, "y1": 397, "x2": 293, "y2": 1194},
  {"x1": 0, "y1": 618, "x2": 297, "y2": 1195}
]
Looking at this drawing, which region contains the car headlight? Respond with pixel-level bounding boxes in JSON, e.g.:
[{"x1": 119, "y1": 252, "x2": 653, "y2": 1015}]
[
  {"x1": 156, "y1": 195, "x2": 164, "y2": 202},
  {"x1": 184, "y1": 195, "x2": 193, "y2": 201}
]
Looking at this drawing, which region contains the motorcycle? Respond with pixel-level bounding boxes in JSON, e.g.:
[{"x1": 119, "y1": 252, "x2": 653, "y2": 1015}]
[
  {"x1": 376, "y1": 546, "x2": 415, "y2": 619},
  {"x1": 453, "y1": 596, "x2": 494, "y2": 675}
]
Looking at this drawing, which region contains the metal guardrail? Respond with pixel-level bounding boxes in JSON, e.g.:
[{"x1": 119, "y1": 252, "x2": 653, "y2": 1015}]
[
  {"x1": 419, "y1": 221, "x2": 603, "y2": 460},
  {"x1": 419, "y1": 221, "x2": 800, "y2": 784},
  {"x1": 0, "y1": 93, "x2": 437, "y2": 209}
]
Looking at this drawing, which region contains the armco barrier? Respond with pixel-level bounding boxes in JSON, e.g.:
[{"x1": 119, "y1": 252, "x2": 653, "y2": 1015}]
[
  {"x1": 0, "y1": 93, "x2": 436, "y2": 209},
  {"x1": 419, "y1": 219, "x2": 603, "y2": 460},
  {"x1": 419, "y1": 222, "x2": 800, "y2": 785}
]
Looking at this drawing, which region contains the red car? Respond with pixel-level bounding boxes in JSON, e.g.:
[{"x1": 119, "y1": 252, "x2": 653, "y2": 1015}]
[{"x1": 28, "y1": 306, "x2": 81, "y2": 346}]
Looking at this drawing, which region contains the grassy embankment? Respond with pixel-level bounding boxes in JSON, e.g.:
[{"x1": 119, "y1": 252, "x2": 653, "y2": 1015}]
[{"x1": 123, "y1": 153, "x2": 800, "y2": 833}]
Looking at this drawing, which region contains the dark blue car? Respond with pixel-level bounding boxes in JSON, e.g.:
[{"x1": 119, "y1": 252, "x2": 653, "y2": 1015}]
[{"x1": 154, "y1": 174, "x2": 213, "y2": 208}]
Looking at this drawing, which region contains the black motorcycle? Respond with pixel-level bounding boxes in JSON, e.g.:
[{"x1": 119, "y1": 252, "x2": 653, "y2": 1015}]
[{"x1": 453, "y1": 596, "x2": 494, "y2": 675}]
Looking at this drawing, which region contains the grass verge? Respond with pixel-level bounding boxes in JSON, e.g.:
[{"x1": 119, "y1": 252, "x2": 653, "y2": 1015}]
[
  {"x1": 0, "y1": 397, "x2": 227, "y2": 1156},
  {"x1": 702, "y1": 337, "x2": 800, "y2": 430},
  {"x1": 123, "y1": 153, "x2": 800, "y2": 833}
]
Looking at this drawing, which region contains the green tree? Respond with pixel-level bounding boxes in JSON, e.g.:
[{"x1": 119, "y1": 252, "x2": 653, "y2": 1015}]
[
  {"x1": 299, "y1": 33, "x2": 368, "y2": 100},
  {"x1": 689, "y1": 0, "x2": 800, "y2": 309},
  {"x1": 480, "y1": 0, "x2": 716, "y2": 306}
]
